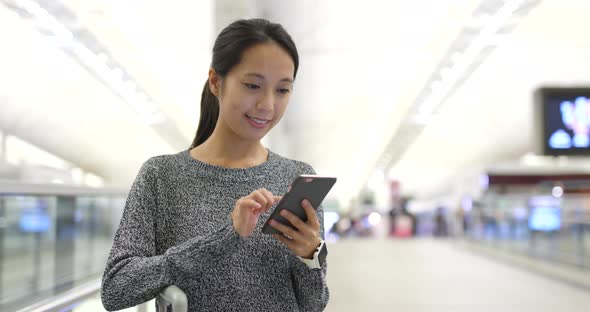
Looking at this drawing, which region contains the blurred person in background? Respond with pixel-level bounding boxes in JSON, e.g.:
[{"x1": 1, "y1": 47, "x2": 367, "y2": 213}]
[
  {"x1": 101, "y1": 18, "x2": 329, "y2": 312},
  {"x1": 454, "y1": 206, "x2": 469, "y2": 236},
  {"x1": 389, "y1": 197, "x2": 417, "y2": 238},
  {"x1": 433, "y1": 206, "x2": 449, "y2": 237}
]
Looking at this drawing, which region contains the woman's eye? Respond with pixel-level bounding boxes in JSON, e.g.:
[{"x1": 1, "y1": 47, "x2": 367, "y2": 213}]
[
  {"x1": 244, "y1": 83, "x2": 260, "y2": 90},
  {"x1": 278, "y1": 88, "x2": 291, "y2": 94}
]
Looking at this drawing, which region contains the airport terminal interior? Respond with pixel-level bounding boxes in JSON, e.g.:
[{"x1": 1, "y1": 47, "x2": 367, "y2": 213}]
[{"x1": 1, "y1": 0, "x2": 589, "y2": 311}]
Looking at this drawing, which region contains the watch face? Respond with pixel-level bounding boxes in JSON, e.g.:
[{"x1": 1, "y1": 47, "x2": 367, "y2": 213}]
[{"x1": 318, "y1": 242, "x2": 328, "y2": 266}]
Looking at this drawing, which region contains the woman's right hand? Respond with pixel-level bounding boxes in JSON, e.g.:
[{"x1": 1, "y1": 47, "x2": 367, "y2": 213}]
[{"x1": 231, "y1": 188, "x2": 281, "y2": 237}]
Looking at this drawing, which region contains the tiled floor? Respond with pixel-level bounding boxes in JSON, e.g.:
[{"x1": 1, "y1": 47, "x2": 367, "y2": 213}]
[{"x1": 75, "y1": 239, "x2": 590, "y2": 311}]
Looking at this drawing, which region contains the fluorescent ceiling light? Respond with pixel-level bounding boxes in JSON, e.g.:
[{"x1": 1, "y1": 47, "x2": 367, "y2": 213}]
[{"x1": 7, "y1": 0, "x2": 166, "y2": 126}]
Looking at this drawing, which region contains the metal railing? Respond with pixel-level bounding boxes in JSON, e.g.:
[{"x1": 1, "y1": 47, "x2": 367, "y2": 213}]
[
  {"x1": 15, "y1": 279, "x2": 188, "y2": 312},
  {"x1": 0, "y1": 179, "x2": 126, "y2": 196},
  {"x1": 15, "y1": 279, "x2": 101, "y2": 312}
]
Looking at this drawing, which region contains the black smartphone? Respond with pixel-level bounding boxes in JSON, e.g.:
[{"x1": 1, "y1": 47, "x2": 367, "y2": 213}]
[{"x1": 262, "y1": 174, "x2": 337, "y2": 235}]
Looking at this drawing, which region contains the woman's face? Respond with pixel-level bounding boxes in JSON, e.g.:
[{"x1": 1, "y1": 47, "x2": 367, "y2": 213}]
[{"x1": 211, "y1": 42, "x2": 295, "y2": 142}]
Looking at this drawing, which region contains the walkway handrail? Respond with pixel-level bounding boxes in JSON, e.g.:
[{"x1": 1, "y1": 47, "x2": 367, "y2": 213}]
[
  {"x1": 15, "y1": 279, "x2": 101, "y2": 312},
  {"x1": 0, "y1": 180, "x2": 127, "y2": 196},
  {"x1": 14, "y1": 279, "x2": 189, "y2": 312}
]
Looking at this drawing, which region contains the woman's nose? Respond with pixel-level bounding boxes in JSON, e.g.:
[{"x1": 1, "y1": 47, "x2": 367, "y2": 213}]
[{"x1": 256, "y1": 90, "x2": 274, "y2": 111}]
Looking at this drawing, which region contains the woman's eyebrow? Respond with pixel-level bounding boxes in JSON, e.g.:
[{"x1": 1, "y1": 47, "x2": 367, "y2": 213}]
[{"x1": 244, "y1": 72, "x2": 293, "y2": 83}]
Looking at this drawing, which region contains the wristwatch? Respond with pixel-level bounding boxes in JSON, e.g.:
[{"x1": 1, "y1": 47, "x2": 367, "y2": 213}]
[{"x1": 298, "y1": 239, "x2": 328, "y2": 269}]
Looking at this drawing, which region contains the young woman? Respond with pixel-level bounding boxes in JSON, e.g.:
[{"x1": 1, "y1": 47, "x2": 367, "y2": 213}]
[{"x1": 101, "y1": 18, "x2": 329, "y2": 311}]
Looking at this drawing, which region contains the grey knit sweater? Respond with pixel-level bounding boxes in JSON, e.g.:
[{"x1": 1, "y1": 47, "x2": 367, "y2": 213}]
[{"x1": 101, "y1": 149, "x2": 329, "y2": 311}]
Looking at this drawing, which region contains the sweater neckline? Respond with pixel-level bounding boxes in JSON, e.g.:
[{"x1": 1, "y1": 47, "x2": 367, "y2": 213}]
[{"x1": 181, "y1": 148, "x2": 278, "y2": 181}]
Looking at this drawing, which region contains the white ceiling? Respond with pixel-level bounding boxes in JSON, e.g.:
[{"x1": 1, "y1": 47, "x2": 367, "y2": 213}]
[
  {"x1": 1, "y1": 0, "x2": 589, "y2": 208},
  {"x1": 390, "y1": 0, "x2": 590, "y2": 198}
]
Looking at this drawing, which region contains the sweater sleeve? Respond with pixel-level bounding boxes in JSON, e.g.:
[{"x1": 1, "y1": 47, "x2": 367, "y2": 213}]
[
  {"x1": 290, "y1": 162, "x2": 330, "y2": 311},
  {"x1": 101, "y1": 159, "x2": 244, "y2": 311}
]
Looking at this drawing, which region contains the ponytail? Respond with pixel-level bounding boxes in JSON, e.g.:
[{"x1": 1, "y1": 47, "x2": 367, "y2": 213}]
[{"x1": 190, "y1": 80, "x2": 219, "y2": 148}]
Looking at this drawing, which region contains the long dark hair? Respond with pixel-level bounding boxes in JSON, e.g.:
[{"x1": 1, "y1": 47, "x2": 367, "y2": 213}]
[{"x1": 190, "y1": 18, "x2": 299, "y2": 148}]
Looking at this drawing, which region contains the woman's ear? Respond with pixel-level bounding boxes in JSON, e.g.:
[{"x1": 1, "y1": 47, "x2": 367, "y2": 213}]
[{"x1": 208, "y1": 68, "x2": 221, "y2": 97}]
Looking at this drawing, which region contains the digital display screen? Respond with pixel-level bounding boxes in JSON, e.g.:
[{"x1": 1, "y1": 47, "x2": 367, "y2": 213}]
[
  {"x1": 20, "y1": 206, "x2": 51, "y2": 233},
  {"x1": 528, "y1": 196, "x2": 561, "y2": 231},
  {"x1": 539, "y1": 88, "x2": 590, "y2": 156},
  {"x1": 528, "y1": 206, "x2": 561, "y2": 231}
]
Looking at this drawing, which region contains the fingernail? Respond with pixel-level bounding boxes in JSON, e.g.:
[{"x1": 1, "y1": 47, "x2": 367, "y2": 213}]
[{"x1": 280, "y1": 210, "x2": 288, "y2": 216}]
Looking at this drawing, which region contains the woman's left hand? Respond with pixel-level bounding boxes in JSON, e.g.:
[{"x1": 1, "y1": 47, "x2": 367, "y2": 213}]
[{"x1": 271, "y1": 199, "x2": 321, "y2": 259}]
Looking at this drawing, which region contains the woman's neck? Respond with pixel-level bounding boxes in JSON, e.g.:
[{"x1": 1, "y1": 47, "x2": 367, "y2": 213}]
[{"x1": 190, "y1": 128, "x2": 268, "y2": 168}]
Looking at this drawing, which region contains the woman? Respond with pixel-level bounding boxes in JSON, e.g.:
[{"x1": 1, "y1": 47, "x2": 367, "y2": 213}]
[{"x1": 101, "y1": 18, "x2": 329, "y2": 311}]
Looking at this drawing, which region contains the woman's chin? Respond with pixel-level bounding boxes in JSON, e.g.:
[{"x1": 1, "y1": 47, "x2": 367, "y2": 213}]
[{"x1": 242, "y1": 124, "x2": 275, "y2": 141}]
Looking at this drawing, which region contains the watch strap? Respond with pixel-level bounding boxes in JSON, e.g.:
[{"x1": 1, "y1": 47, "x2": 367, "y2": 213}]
[{"x1": 297, "y1": 239, "x2": 327, "y2": 269}]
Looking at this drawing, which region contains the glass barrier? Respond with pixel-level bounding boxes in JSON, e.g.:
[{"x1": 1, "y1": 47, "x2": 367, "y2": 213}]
[
  {"x1": 462, "y1": 192, "x2": 590, "y2": 269},
  {"x1": 0, "y1": 182, "x2": 126, "y2": 311}
]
